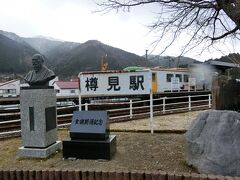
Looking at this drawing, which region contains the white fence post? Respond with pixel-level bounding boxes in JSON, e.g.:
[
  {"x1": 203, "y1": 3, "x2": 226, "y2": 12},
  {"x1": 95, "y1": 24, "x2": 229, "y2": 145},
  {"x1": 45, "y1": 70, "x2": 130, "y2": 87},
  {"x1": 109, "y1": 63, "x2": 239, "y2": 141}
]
[
  {"x1": 150, "y1": 91, "x2": 154, "y2": 134},
  {"x1": 188, "y1": 95, "x2": 191, "y2": 111},
  {"x1": 163, "y1": 97, "x2": 166, "y2": 114},
  {"x1": 85, "y1": 103, "x2": 88, "y2": 111},
  {"x1": 130, "y1": 99, "x2": 133, "y2": 119},
  {"x1": 208, "y1": 94, "x2": 211, "y2": 108},
  {"x1": 78, "y1": 91, "x2": 82, "y2": 111}
]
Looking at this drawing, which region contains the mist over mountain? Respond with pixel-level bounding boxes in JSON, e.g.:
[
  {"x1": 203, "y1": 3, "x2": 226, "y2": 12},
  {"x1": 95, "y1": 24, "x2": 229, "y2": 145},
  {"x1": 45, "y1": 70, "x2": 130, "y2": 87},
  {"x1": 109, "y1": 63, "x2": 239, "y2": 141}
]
[
  {"x1": 23, "y1": 37, "x2": 151, "y2": 77},
  {"x1": 0, "y1": 32, "x2": 38, "y2": 74},
  {"x1": 0, "y1": 30, "x2": 153, "y2": 78},
  {"x1": 0, "y1": 29, "x2": 210, "y2": 79},
  {"x1": 23, "y1": 37, "x2": 80, "y2": 66},
  {"x1": 23, "y1": 37, "x2": 63, "y2": 55},
  {"x1": 147, "y1": 55, "x2": 201, "y2": 68},
  {"x1": 54, "y1": 40, "x2": 152, "y2": 77}
]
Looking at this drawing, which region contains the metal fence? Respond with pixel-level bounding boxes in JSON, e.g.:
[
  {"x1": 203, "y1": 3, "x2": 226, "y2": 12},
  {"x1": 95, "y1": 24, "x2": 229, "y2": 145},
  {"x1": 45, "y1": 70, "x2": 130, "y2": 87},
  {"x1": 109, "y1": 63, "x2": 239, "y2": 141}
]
[
  {"x1": 0, "y1": 93, "x2": 211, "y2": 135},
  {"x1": 78, "y1": 94, "x2": 211, "y2": 133}
]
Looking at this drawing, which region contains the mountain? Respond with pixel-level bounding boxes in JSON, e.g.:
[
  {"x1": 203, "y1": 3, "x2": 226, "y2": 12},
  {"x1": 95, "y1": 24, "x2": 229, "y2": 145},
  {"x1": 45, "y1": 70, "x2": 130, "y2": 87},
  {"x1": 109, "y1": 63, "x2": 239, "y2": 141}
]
[
  {"x1": 1, "y1": 29, "x2": 205, "y2": 79},
  {"x1": 54, "y1": 40, "x2": 151, "y2": 77},
  {"x1": 0, "y1": 32, "x2": 38, "y2": 74},
  {"x1": 42, "y1": 41, "x2": 81, "y2": 65},
  {"x1": 22, "y1": 37, "x2": 151, "y2": 77},
  {"x1": 23, "y1": 37, "x2": 80, "y2": 66},
  {"x1": 23, "y1": 37, "x2": 63, "y2": 55},
  {"x1": 0, "y1": 30, "x2": 152, "y2": 78},
  {"x1": 148, "y1": 55, "x2": 201, "y2": 68},
  {"x1": 0, "y1": 30, "x2": 30, "y2": 46}
]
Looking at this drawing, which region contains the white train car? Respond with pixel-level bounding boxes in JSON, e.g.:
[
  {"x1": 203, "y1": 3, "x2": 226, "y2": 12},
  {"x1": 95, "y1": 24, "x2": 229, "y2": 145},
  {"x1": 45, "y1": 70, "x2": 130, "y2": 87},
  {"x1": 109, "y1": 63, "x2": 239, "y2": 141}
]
[
  {"x1": 78, "y1": 68, "x2": 211, "y2": 97},
  {"x1": 151, "y1": 68, "x2": 193, "y2": 93}
]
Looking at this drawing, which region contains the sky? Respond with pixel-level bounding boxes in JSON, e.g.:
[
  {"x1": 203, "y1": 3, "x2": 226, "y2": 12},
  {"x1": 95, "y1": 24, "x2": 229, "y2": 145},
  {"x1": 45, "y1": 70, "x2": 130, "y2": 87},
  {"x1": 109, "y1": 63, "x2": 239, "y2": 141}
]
[{"x1": 0, "y1": 0, "x2": 239, "y2": 61}]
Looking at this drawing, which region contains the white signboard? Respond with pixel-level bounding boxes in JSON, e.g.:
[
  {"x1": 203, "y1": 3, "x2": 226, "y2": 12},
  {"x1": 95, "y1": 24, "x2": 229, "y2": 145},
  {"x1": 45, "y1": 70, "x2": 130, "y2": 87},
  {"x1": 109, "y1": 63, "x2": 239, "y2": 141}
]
[
  {"x1": 171, "y1": 77, "x2": 180, "y2": 91},
  {"x1": 189, "y1": 78, "x2": 196, "y2": 86},
  {"x1": 188, "y1": 78, "x2": 196, "y2": 91},
  {"x1": 79, "y1": 71, "x2": 151, "y2": 96}
]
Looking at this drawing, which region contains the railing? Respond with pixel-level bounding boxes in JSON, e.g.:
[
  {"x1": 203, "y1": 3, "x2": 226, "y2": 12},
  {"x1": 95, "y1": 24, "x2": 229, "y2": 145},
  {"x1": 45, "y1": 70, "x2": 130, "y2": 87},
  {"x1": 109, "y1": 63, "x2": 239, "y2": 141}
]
[
  {"x1": 0, "y1": 93, "x2": 211, "y2": 135},
  {"x1": 0, "y1": 94, "x2": 211, "y2": 122},
  {"x1": 78, "y1": 94, "x2": 211, "y2": 133},
  {"x1": 81, "y1": 94, "x2": 211, "y2": 117}
]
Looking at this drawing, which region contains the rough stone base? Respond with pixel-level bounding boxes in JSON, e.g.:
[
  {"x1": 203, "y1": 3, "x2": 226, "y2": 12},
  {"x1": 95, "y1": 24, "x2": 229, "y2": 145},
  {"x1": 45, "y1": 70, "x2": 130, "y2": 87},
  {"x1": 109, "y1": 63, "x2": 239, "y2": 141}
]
[
  {"x1": 185, "y1": 110, "x2": 240, "y2": 176},
  {"x1": 18, "y1": 141, "x2": 62, "y2": 158}
]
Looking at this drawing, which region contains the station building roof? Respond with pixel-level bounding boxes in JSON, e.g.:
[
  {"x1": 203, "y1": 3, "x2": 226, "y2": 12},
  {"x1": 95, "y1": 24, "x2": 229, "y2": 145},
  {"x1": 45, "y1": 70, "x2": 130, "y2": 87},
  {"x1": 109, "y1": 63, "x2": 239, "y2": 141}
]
[
  {"x1": 0, "y1": 79, "x2": 19, "y2": 87},
  {"x1": 204, "y1": 60, "x2": 239, "y2": 71},
  {"x1": 54, "y1": 81, "x2": 79, "y2": 89}
]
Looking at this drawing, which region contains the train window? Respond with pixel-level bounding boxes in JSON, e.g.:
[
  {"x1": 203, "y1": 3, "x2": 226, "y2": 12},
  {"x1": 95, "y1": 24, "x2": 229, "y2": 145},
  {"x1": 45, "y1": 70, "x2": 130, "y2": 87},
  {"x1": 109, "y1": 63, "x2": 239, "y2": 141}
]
[
  {"x1": 152, "y1": 73, "x2": 156, "y2": 81},
  {"x1": 2, "y1": 89, "x2": 8, "y2": 94},
  {"x1": 184, "y1": 74, "x2": 189, "y2": 82},
  {"x1": 8, "y1": 89, "x2": 16, "y2": 94},
  {"x1": 166, "y1": 74, "x2": 173, "y2": 82},
  {"x1": 175, "y1": 74, "x2": 182, "y2": 82}
]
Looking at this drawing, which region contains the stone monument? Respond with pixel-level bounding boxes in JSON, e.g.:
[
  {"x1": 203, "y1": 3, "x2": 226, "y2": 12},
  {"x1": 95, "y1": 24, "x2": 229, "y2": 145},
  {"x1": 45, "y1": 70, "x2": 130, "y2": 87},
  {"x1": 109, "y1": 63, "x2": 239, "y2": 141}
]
[
  {"x1": 185, "y1": 110, "x2": 240, "y2": 176},
  {"x1": 63, "y1": 111, "x2": 116, "y2": 160},
  {"x1": 18, "y1": 54, "x2": 61, "y2": 158}
]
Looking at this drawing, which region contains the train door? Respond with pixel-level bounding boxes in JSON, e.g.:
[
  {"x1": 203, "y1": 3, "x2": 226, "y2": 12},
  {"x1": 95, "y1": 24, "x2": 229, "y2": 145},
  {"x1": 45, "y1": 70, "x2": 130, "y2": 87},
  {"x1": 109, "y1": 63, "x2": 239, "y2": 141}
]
[{"x1": 152, "y1": 72, "x2": 157, "y2": 93}]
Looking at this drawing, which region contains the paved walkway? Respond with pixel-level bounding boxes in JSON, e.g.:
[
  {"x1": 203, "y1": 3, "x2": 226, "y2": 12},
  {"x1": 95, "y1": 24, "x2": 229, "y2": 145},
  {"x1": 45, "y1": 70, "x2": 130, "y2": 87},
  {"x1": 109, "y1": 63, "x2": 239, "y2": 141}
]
[{"x1": 110, "y1": 110, "x2": 205, "y2": 133}]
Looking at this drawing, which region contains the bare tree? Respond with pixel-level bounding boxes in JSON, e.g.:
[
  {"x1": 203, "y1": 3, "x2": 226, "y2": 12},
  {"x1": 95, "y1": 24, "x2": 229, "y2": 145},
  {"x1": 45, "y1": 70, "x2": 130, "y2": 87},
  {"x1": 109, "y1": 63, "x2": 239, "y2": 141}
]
[{"x1": 97, "y1": 0, "x2": 240, "y2": 57}]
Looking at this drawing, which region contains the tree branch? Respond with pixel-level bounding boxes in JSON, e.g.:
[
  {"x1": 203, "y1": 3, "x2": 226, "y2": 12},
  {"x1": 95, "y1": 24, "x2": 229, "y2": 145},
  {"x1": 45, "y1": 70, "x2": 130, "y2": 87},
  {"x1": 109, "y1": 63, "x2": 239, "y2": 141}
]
[
  {"x1": 211, "y1": 26, "x2": 239, "y2": 40},
  {"x1": 96, "y1": 0, "x2": 240, "y2": 57}
]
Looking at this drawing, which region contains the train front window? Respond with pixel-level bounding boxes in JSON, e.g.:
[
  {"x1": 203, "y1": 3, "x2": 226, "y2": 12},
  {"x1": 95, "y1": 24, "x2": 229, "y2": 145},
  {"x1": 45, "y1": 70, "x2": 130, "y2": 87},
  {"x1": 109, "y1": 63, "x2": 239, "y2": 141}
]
[
  {"x1": 152, "y1": 73, "x2": 156, "y2": 81},
  {"x1": 184, "y1": 74, "x2": 189, "y2": 82},
  {"x1": 175, "y1": 74, "x2": 182, "y2": 82},
  {"x1": 166, "y1": 74, "x2": 173, "y2": 82}
]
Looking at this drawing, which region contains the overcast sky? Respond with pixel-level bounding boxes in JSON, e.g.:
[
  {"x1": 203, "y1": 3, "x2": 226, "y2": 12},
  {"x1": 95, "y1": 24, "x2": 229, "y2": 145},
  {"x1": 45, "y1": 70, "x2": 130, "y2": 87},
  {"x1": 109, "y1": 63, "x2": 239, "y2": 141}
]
[{"x1": 0, "y1": 0, "x2": 239, "y2": 61}]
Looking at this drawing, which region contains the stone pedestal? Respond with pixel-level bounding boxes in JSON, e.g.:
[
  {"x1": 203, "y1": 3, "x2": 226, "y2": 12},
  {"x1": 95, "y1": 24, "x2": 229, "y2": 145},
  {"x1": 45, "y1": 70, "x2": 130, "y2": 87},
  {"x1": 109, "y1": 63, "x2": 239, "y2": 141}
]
[
  {"x1": 63, "y1": 135, "x2": 116, "y2": 160},
  {"x1": 18, "y1": 87, "x2": 61, "y2": 158},
  {"x1": 62, "y1": 111, "x2": 116, "y2": 160}
]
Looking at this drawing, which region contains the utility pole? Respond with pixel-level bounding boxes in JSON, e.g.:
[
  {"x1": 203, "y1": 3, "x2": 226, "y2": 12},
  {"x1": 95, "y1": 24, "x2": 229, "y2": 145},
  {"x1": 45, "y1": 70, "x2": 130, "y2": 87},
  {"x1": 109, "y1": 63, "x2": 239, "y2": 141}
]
[
  {"x1": 145, "y1": 50, "x2": 148, "y2": 60},
  {"x1": 176, "y1": 56, "x2": 180, "y2": 68}
]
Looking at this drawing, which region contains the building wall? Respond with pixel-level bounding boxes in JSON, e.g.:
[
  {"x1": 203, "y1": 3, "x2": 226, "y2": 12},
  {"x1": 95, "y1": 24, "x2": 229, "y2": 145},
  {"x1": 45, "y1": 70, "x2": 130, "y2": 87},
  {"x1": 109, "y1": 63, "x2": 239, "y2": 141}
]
[
  {"x1": 0, "y1": 80, "x2": 20, "y2": 97},
  {"x1": 53, "y1": 84, "x2": 78, "y2": 96},
  {"x1": 58, "y1": 89, "x2": 78, "y2": 96}
]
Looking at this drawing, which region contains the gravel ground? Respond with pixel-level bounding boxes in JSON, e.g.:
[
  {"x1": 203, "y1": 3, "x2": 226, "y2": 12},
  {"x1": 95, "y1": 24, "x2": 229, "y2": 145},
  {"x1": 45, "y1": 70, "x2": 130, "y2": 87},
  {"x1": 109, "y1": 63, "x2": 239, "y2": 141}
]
[
  {"x1": 0, "y1": 111, "x2": 203, "y2": 174},
  {"x1": 110, "y1": 111, "x2": 201, "y2": 132}
]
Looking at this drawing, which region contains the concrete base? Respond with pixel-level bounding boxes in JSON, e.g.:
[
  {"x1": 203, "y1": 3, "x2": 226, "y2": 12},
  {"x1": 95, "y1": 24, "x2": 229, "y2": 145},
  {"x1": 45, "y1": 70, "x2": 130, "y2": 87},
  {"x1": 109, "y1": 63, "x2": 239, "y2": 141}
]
[
  {"x1": 18, "y1": 141, "x2": 62, "y2": 158},
  {"x1": 63, "y1": 135, "x2": 116, "y2": 160},
  {"x1": 20, "y1": 87, "x2": 58, "y2": 148}
]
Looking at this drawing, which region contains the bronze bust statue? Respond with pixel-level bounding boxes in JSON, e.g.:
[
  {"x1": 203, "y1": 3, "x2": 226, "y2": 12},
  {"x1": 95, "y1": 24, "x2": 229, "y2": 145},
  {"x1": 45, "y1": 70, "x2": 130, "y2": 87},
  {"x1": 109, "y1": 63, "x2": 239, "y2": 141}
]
[{"x1": 24, "y1": 54, "x2": 55, "y2": 87}]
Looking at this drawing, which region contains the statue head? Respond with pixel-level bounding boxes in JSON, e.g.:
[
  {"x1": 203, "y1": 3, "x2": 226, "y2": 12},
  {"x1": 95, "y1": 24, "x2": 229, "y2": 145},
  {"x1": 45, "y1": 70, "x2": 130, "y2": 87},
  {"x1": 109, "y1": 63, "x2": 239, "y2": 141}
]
[
  {"x1": 23, "y1": 54, "x2": 55, "y2": 87},
  {"x1": 32, "y1": 54, "x2": 44, "y2": 73}
]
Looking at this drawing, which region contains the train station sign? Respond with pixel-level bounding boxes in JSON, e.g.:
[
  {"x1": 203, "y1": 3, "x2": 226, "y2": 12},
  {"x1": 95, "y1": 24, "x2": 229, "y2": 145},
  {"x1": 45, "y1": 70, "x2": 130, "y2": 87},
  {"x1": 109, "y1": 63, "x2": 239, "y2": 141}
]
[{"x1": 79, "y1": 71, "x2": 151, "y2": 96}]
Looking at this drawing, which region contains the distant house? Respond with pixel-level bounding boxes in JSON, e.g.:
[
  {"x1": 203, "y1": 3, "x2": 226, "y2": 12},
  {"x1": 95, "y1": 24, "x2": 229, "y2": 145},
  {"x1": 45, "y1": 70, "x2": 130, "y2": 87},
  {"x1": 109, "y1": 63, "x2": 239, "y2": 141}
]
[
  {"x1": 0, "y1": 79, "x2": 20, "y2": 97},
  {"x1": 53, "y1": 80, "x2": 79, "y2": 96}
]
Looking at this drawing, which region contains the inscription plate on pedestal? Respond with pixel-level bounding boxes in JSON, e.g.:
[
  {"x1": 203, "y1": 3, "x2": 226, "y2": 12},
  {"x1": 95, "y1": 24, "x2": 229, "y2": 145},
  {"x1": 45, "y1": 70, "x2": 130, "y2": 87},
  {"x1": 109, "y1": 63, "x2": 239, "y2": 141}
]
[
  {"x1": 70, "y1": 111, "x2": 109, "y2": 140},
  {"x1": 45, "y1": 106, "x2": 57, "y2": 131}
]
